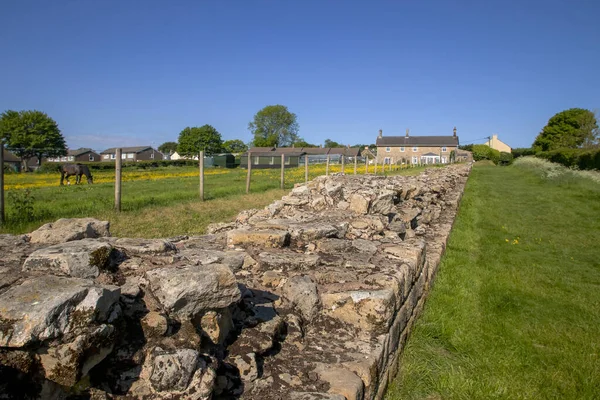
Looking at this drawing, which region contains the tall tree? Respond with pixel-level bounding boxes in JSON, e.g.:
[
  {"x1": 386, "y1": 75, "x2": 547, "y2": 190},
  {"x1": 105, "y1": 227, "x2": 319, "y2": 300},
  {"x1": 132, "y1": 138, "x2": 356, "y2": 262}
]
[
  {"x1": 248, "y1": 105, "x2": 299, "y2": 147},
  {"x1": 533, "y1": 108, "x2": 598, "y2": 151},
  {"x1": 222, "y1": 139, "x2": 248, "y2": 153},
  {"x1": 0, "y1": 110, "x2": 67, "y2": 169},
  {"x1": 293, "y1": 139, "x2": 318, "y2": 148},
  {"x1": 177, "y1": 125, "x2": 223, "y2": 157},
  {"x1": 324, "y1": 139, "x2": 342, "y2": 148},
  {"x1": 158, "y1": 141, "x2": 178, "y2": 155}
]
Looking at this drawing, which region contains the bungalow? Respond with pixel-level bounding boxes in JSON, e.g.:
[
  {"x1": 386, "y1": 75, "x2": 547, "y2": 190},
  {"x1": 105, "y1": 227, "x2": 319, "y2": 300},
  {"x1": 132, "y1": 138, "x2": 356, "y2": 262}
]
[
  {"x1": 100, "y1": 146, "x2": 163, "y2": 162},
  {"x1": 240, "y1": 146, "x2": 363, "y2": 169},
  {"x1": 2, "y1": 149, "x2": 21, "y2": 172},
  {"x1": 46, "y1": 148, "x2": 101, "y2": 163},
  {"x1": 375, "y1": 128, "x2": 459, "y2": 165}
]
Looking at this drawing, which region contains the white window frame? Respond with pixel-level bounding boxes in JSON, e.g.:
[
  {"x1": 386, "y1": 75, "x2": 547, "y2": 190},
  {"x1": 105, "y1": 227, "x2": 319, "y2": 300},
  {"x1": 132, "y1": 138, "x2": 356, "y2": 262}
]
[
  {"x1": 269, "y1": 157, "x2": 275, "y2": 165},
  {"x1": 89, "y1": 154, "x2": 94, "y2": 161},
  {"x1": 285, "y1": 156, "x2": 290, "y2": 165},
  {"x1": 103, "y1": 154, "x2": 110, "y2": 159},
  {"x1": 121, "y1": 153, "x2": 127, "y2": 159},
  {"x1": 412, "y1": 156, "x2": 418, "y2": 164},
  {"x1": 386, "y1": 147, "x2": 391, "y2": 152},
  {"x1": 254, "y1": 156, "x2": 259, "y2": 165},
  {"x1": 442, "y1": 147, "x2": 447, "y2": 152},
  {"x1": 127, "y1": 153, "x2": 134, "y2": 159},
  {"x1": 384, "y1": 157, "x2": 390, "y2": 164},
  {"x1": 413, "y1": 146, "x2": 418, "y2": 152},
  {"x1": 110, "y1": 154, "x2": 116, "y2": 160},
  {"x1": 400, "y1": 147, "x2": 405, "y2": 152},
  {"x1": 150, "y1": 152, "x2": 154, "y2": 159}
]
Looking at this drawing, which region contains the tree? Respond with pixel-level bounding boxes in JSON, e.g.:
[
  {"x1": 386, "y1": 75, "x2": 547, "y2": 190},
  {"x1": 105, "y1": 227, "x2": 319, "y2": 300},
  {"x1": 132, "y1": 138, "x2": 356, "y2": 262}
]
[
  {"x1": 177, "y1": 125, "x2": 223, "y2": 157},
  {"x1": 158, "y1": 141, "x2": 178, "y2": 155},
  {"x1": 248, "y1": 105, "x2": 299, "y2": 147},
  {"x1": 222, "y1": 139, "x2": 248, "y2": 153},
  {"x1": 293, "y1": 139, "x2": 318, "y2": 148},
  {"x1": 0, "y1": 110, "x2": 67, "y2": 169},
  {"x1": 324, "y1": 139, "x2": 342, "y2": 148},
  {"x1": 353, "y1": 143, "x2": 377, "y2": 151},
  {"x1": 533, "y1": 108, "x2": 598, "y2": 152}
]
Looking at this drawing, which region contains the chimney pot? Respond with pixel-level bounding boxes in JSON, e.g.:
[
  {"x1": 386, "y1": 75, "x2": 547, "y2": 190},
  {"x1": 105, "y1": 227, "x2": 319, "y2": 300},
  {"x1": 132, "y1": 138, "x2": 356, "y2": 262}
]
[
  {"x1": 378, "y1": 129, "x2": 383, "y2": 138},
  {"x1": 406, "y1": 128, "x2": 409, "y2": 137},
  {"x1": 453, "y1": 127, "x2": 457, "y2": 137}
]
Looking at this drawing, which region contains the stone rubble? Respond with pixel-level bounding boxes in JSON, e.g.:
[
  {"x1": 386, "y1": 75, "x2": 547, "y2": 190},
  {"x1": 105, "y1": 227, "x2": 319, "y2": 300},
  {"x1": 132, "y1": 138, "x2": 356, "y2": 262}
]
[{"x1": 0, "y1": 164, "x2": 470, "y2": 399}]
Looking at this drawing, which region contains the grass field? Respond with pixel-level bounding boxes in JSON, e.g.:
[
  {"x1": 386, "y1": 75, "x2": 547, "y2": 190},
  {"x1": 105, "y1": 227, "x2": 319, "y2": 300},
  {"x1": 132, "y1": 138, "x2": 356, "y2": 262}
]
[
  {"x1": 386, "y1": 159, "x2": 600, "y2": 399},
  {"x1": 0, "y1": 163, "x2": 424, "y2": 237}
]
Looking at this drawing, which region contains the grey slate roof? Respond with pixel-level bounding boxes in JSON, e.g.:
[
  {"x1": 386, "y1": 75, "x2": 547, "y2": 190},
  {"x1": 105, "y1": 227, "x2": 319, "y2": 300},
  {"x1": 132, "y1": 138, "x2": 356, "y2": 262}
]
[
  {"x1": 376, "y1": 136, "x2": 459, "y2": 147},
  {"x1": 3, "y1": 149, "x2": 20, "y2": 162},
  {"x1": 246, "y1": 147, "x2": 361, "y2": 156},
  {"x1": 68, "y1": 148, "x2": 97, "y2": 156},
  {"x1": 101, "y1": 146, "x2": 152, "y2": 154}
]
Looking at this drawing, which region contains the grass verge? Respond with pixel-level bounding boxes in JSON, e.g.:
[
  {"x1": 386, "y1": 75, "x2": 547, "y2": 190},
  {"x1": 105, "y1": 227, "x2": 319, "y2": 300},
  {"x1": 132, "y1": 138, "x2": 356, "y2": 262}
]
[{"x1": 386, "y1": 162, "x2": 600, "y2": 400}]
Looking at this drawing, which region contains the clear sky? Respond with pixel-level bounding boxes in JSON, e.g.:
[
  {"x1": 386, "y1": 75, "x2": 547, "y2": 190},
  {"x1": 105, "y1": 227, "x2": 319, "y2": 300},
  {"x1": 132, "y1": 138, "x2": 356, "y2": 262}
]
[{"x1": 1, "y1": 0, "x2": 599, "y2": 151}]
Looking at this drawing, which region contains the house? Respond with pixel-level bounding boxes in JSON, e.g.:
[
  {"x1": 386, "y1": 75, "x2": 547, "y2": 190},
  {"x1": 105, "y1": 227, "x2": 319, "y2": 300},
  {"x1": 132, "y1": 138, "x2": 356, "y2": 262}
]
[
  {"x1": 375, "y1": 128, "x2": 459, "y2": 165},
  {"x1": 455, "y1": 149, "x2": 473, "y2": 162},
  {"x1": 46, "y1": 148, "x2": 101, "y2": 163},
  {"x1": 2, "y1": 149, "x2": 21, "y2": 172},
  {"x1": 485, "y1": 134, "x2": 512, "y2": 153},
  {"x1": 100, "y1": 146, "x2": 163, "y2": 162}
]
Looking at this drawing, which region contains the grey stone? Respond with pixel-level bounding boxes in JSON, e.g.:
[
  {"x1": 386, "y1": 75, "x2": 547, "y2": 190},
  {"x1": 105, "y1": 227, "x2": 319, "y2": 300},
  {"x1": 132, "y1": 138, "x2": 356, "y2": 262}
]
[
  {"x1": 28, "y1": 218, "x2": 110, "y2": 244},
  {"x1": 113, "y1": 238, "x2": 176, "y2": 254},
  {"x1": 146, "y1": 263, "x2": 241, "y2": 319},
  {"x1": 150, "y1": 348, "x2": 200, "y2": 392},
  {"x1": 22, "y1": 239, "x2": 114, "y2": 279},
  {"x1": 0, "y1": 276, "x2": 119, "y2": 347},
  {"x1": 283, "y1": 276, "x2": 320, "y2": 322}
]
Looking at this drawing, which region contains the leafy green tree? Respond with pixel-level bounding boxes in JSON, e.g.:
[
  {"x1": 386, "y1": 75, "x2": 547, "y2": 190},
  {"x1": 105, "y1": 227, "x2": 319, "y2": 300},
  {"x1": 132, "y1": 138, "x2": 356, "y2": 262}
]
[
  {"x1": 353, "y1": 143, "x2": 377, "y2": 151},
  {"x1": 324, "y1": 139, "x2": 342, "y2": 148},
  {"x1": 293, "y1": 139, "x2": 318, "y2": 148},
  {"x1": 458, "y1": 144, "x2": 474, "y2": 151},
  {"x1": 0, "y1": 110, "x2": 67, "y2": 169},
  {"x1": 177, "y1": 125, "x2": 223, "y2": 157},
  {"x1": 248, "y1": 105, "x2": 299, "y2": 147},
  {"x1": 158, "y1": 141, "x2": 178, "y2": 155},
  {"x1": 222, "y1": 139, "x2": 248, "y2": 153},
  {"x1": 533, "y1": 108, "x2": 598, "y2": 152},
  {"x1": 472, "y1": 144, "x2": 501, "y2": 164}
]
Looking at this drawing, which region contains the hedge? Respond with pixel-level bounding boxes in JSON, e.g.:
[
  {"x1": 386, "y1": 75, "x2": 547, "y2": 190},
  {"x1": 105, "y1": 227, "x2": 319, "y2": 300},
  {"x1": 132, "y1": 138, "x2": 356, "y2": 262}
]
[
  {"x1": 536, "y1": 148, "x2": 600, "y2": 171},
  {"x1": 472, "y1": 144, "x2": 501, "y2": 165}
]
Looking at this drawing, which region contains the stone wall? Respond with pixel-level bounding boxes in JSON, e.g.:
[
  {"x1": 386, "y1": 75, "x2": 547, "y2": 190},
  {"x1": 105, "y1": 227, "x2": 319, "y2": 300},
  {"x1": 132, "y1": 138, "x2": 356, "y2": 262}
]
[{"x1": 0, "y1": 164, "x2": 470, "y2": 399}]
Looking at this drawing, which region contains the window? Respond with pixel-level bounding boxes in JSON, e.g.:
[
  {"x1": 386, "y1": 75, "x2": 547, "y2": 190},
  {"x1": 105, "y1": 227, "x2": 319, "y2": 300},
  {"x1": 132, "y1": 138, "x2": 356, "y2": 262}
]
[
  {"x1": 412, "y1": 146, "x2": 418, "y2": 152},
  {"x1": 386, "y1": 147, "x2": 391, "y2": 152},
  {"x1": 68, "y1": 156, "x2": 74, "y2": 161},
  {"x1": 400, "y1": 147, "x2": 405, "y2": 152},
  {"x1": 110, "y1": 154, "x2": 116, "y2": 159},
  {"x1": 103, "y1": 155, "x2": 110, "y2": 159},
  {"x1": 128, "y1": 153, "x2": 134, "y2": 158},
  {"x1": 254, "y1": 156, "x2": 259, "y2": 165},
  {"x1": 121, "y1": 153, "x2": 127, "y2": 159},
  {"x1": 61, "y1": 156, "x2": 68, "y2": 161},
  {"x1": 89, "y1": 154, "x2": 94, "y2": 161},
  {"x1": 442, "y1": 147, "x2": 447, "y2": 152},
  {"x1": 412, "y1": 156, "x2": 418, "y2": 164},
  {"x1": 269, "y1": 157, "x2": 275, "y2": 165},
  {"x1": 150, "y1": 152, "x2": 155, "y2": 159},
  {"x1": 442, "y1": 157, "x2": 447, "y2": 164},
  {"x1": 285, "y1": 157, "x2": 290, "y2": 165},
  {"x1": 384, "y1": 157, "x2": 390, "y2": 164}
]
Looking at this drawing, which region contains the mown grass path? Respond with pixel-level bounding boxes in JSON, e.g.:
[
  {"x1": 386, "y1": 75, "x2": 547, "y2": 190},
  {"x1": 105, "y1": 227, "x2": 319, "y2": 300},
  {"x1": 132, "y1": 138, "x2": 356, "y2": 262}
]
[{"x1": 386, "y1": 163, "x2": 600, "y2": 400}]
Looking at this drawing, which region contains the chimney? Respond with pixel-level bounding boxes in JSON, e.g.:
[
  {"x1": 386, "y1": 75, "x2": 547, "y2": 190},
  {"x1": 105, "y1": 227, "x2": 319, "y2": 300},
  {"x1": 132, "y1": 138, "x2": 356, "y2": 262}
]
[
  {"x1": 405, "y1": 128, "x2": 409, "y2": 137},
  {"x1": 453, "y1": 127, "x2": 457, "y2": 137},
  {"x1": 378, "y1": 129, "x2": 383, "y2": 139}
]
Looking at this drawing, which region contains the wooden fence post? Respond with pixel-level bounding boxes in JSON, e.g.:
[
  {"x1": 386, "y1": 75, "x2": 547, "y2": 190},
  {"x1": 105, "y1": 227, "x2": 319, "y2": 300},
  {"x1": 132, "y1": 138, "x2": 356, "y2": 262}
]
[
  {"x1": 341, "y1": 155, "x2": 345, "y2": 174},
  {"x1": 115, "y1": 148, "x2": 122, "y2": 212},
  {"x1": 354, "y1": 156, "x2": 357, "y2": 175},
  {"x1": 0, "y1": 142, "x2": 4, "y2": 225},
  {"x1": 365, "y1": 157, "x2": 368, "y2": 174},
  {"x1": 326, "y1": 155, "x2": 330, "y2": 176},
  {"x1": 246, "y1": 152, "x2": 252, "y2": 194},
  {"x1": 280, "y1": 154, "x2": 285, "y2": 189},
  {"x1": 304, "y1": 155, "x2": 308, "y2": 183},
  {"x1": 199, "y1": 151, "x2": 204, "y2": 201},
  {"x1": 374, "y1": 159, "x2": 378, "y2": 175}
]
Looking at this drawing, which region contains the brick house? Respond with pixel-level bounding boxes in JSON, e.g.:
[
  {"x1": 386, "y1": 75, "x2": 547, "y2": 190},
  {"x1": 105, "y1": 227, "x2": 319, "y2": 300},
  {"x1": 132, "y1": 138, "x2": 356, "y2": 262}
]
[
  {"x1": 100, "y1": 146, "x2": 163, "y2": 162},
  {"x1": 46, "y1": 148, "x2": 101, "y2": 163},
  {"x1": 375, "y1": 128, "x2": 459, "y2": 165}
]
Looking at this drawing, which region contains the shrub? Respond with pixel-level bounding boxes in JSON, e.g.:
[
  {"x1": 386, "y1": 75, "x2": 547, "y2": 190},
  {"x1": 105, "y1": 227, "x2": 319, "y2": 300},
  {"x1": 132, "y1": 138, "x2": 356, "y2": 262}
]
[
  {"x1": 536, "y1": 148, "x2": 600, "y2": 171},
  {"x1": 512, "y1": 148, "x2": 535, "y2": 158},
  {"x1": 499, "y1": 152, "x2": 514, "y2": 166},
  {"x1": 472, "y1": 144, "x2": 501, "y2": 165}
]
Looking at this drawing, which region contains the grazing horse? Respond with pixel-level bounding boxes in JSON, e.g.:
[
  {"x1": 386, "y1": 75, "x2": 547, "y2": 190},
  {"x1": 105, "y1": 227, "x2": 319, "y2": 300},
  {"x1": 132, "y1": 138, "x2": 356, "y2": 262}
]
[{"x1": 59, "y1": 164, "x2": 94, "y2": 185}]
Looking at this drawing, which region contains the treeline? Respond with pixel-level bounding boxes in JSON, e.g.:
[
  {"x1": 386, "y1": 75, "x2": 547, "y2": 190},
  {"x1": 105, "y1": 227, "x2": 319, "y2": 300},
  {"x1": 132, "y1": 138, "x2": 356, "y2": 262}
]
[{"x1": 536, "y1": 148, "x2": 600, "y2": 170}]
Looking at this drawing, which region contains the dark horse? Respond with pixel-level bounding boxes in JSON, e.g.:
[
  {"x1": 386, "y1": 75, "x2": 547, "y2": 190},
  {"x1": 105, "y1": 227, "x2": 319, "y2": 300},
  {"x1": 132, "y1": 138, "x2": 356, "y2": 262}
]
[{"x1": 59, "y1": 164, "x2": 93, "y2": 185}]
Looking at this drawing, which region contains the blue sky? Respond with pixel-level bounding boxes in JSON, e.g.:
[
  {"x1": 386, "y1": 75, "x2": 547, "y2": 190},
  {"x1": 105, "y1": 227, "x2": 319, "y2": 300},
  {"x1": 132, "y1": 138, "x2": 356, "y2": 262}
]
[{"x1": 1, "y1": 0, "x2": 599, "y2": 151}]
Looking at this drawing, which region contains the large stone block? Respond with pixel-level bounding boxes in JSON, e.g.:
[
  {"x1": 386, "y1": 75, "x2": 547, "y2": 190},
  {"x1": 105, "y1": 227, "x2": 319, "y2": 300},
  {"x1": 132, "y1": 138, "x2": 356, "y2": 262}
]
[
  {"x1": 28, "y1": 218, "x2": 110, "y2": 244},
  {"x1": 227, "y1": 229, "x2": 290, "y2": 248}
]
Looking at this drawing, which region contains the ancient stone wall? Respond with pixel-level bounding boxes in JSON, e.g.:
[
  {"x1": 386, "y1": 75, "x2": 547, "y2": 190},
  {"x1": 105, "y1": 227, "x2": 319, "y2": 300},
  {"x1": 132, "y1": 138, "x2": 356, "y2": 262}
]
[{"x1": 0, "y1": 164, "x2": 470, "y2": 399}]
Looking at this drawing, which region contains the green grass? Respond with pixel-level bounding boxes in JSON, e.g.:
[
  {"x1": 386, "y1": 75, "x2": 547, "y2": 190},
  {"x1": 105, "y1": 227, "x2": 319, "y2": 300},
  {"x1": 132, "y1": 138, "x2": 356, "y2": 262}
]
[
  {"x1": 386, "y1": 162, "x2": 600, "y2": 400},
  {"x1": 0, "y1": 164, "x2": 426, "y2": 237}
]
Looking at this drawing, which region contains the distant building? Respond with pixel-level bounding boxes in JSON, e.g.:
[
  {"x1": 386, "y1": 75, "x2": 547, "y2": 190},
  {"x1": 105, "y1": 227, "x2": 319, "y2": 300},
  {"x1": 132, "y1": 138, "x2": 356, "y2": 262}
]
[
  {"x1": 2, "y1": 149, "x2": 21, "y2": 172},
  {"x1": 100, "y1": 146, "x2": 163, "y2": 162},
  {"x1": 46, "y1": 148, "x2": 101, "y2": 163},
  {"x1": 485, "y1": 134, "x2": 512, "y2": 153},
  {"x1": 240, "y1": 146, "x2": 363, "y2": 169},
  {"x1": 375, "y1": 128, "x2": 459, "y2": 165}
]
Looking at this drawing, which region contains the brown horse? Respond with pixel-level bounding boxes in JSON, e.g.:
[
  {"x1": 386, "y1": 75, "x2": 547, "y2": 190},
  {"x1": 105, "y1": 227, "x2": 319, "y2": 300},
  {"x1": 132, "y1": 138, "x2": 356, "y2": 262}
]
[{"x1": 59, "y1": 164, "x2": 93, "y2": 185}]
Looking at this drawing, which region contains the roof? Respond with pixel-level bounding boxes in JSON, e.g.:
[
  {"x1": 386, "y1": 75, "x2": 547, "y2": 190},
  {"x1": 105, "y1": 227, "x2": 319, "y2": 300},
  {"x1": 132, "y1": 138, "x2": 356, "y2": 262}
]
[
  {"x1": 68, "y1": 148, "x2": 97, "y2": 156},
  {"x1": 243, "y1": 151, "x2": 305, "y2": 157},
  {"x1": 247, "y1": 147, "x2": 276, "y2": 152},
  {"x1": 376, "y1": 136, "x2": 459, "y2": 147},
  {"x1": 101, "y1": 146, "x2": 153, "y2": 154},
  {"x1": 245, "y1": 146, "x2": 362, "y2": 157},
  {"x1": 2, "y1": 149, "x2": 20, "y2": 162},
  {"x1": 422, "y1": 152, "x2": 440, "y2": 157}
]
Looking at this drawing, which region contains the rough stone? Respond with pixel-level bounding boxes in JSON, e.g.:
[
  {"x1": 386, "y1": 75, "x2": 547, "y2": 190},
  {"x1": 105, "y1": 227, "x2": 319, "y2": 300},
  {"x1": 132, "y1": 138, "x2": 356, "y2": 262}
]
[
  {"x1": 28, "y1": 218, "x2": 110, "y2": 244},
  {"x1": 113, "y1": 238, "x2": 176, "y2": 255},
  {"x1": 22, "y1": 239, "x2": 114, "y2": 279},
  {"x1": 283, "y1": 276, "x2": 320, "y2": 322},
  {"x1": 227, "y1": 229, "x2": 290, "y2": 248},
  {"x1": 149, "y1": 348, "x2": 200, "y2": 392},
  {"x1": 145, "y1": 264, "x2": 241, "y2": 319}
]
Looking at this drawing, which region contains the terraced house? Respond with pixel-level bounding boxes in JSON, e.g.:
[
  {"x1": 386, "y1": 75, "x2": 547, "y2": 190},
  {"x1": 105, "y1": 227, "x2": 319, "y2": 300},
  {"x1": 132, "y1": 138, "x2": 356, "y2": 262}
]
[
  {"x1": 375, "y1": 128, "x2": 459, "y2": 165},
  {"x1": 100, "y1": 146, "x2": 163, "y2": 162}
]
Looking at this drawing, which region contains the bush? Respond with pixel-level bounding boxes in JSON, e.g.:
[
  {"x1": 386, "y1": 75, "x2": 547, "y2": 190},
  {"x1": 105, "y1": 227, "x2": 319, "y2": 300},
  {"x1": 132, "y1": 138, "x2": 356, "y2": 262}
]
[
  {"x1": 536, "y1": 148, "x2": 600, "y2": 171},
  {"x1": 472, "y1": 144, "x2": 501, "y2": 165},
  {"x1": 499, "y1": 152, "x2": 514, "y2": 166},
  {"x1": 512, "y1": 148, "x2": 535, "y2": 158}
]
